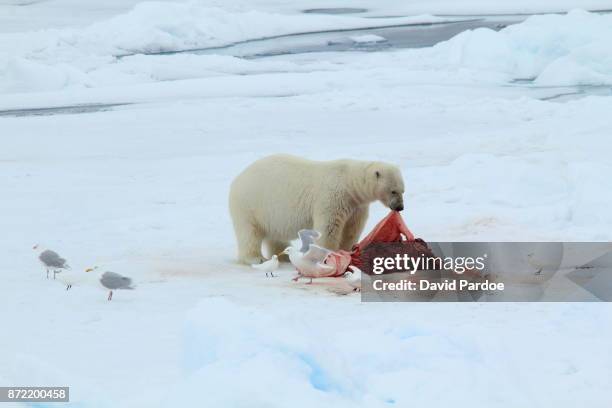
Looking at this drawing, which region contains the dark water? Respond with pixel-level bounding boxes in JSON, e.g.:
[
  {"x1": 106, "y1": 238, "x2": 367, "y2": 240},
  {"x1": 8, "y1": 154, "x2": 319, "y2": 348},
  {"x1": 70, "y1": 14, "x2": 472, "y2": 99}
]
[
  {"x1": 254, "y1": 20, "x2": 510, "y2": 58},
  {"x1": 303, "y1": 8, "x2": 367, "y2": 15},
  {"x1": 536, "y1": 85, "x2": 612, "y2": 102},
  {"x1": 509, "y1": 78, "x2": 612, "y2": 102},
  {"x1": 179, "y1": 19, "x2": 509, "y2": 59},
  {"x1": 0, "y1": 103, "x2": 130, "y2": 118}
]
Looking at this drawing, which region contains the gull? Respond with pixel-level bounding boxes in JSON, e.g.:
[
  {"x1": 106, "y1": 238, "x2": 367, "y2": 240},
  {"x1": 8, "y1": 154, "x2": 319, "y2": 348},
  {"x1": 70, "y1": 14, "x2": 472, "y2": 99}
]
[
  {"x1": 98, "y1": 270, "x2": 134, "y2": 301},
  {"x1": 56, "y1": 268, "x2": 90, "y2": 291},
  {"x1": 344, "y1": 265, "x2": 362, "y2": 292},
  {"x1": 297, "y1": 229, "x2": 321, "y2": 253},
  {"x1": 86, "y1": 267, "x2": 134, "y2": 301},
  {"x1": 251, "y1": 255, "x2": 279, "y2": 277},
  {"x1": 33, "y1": 245, "x2": 69, "y2": 279},
  {"x1": 283, "y1": 244, "x2": 335, "y2": 284}
]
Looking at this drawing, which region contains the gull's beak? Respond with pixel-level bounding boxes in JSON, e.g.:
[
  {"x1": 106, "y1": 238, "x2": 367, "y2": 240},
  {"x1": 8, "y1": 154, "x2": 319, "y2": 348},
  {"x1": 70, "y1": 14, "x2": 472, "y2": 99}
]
[
  {"x1": 85, "y1": 267, "x2": 95, "y2": 273},
  {"x1": 32, "y1": 245, "x2": 38, "y2": 250}
]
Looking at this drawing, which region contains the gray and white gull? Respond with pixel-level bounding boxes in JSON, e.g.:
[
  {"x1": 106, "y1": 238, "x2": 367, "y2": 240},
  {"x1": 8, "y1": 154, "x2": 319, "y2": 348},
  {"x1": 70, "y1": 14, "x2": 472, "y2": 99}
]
[{"x1": 33, "y1": 245, "x2": 70, "y2": 279}]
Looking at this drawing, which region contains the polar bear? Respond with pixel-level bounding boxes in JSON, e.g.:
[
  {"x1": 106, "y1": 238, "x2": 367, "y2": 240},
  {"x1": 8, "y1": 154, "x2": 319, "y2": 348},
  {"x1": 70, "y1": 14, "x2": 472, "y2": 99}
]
[{"x1": 229, "y1": 154, "x2": 405, "y2": 264}]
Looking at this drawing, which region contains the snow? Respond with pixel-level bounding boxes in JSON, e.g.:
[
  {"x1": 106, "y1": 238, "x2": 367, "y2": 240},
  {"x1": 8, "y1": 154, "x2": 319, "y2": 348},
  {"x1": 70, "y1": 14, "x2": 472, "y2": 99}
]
[
  {"x1": 350, "y1": 34, "x2": 387, "y2": 43},
  {"x1": 4, "y1": 8, "x2": 612, "y2": 94},
  {"x1": 425, "y1": 9, "x2": 612, "y2": 85},
  {"x1": 174, "y1": 298, "x2": 610, "y2": 407},
  {"x1": 2, "y1": 1, "x2": 612, "y2": 407},
  {"x1": 2, "y1": 0, "x2": 611, "y2": 33}
]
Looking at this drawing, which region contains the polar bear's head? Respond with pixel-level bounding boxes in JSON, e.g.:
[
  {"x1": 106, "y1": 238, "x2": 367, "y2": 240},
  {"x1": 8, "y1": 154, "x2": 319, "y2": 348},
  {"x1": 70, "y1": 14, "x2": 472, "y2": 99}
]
[{"x1": 367, "y1": 162, "x2": 405, "y2": 211}]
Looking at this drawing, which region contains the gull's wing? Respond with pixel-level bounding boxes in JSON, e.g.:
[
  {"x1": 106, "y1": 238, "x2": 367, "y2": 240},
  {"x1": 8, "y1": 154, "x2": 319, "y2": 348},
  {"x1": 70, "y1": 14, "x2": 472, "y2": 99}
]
[
  {"x1": 251, "y1": 258, "x2": 277, "y2": 271},
  {"x1": 298, "y1": 229, "x2": 321, "y2": 253},
  {"x1": 39, "y1": 250, "x2": 67, "y2": 268},
  {"x1": 100, "y1": 271, "x2": 133, "y2": 290},
  {"x1": 303, "y1": 244, "x2": 332, "y2": 263}
]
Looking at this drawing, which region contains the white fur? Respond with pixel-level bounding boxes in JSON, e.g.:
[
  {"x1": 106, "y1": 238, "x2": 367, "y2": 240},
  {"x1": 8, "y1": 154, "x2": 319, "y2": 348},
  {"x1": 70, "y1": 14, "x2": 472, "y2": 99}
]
[{"x1": 229, "y1": 154, "x2": 405, "y2": 264}]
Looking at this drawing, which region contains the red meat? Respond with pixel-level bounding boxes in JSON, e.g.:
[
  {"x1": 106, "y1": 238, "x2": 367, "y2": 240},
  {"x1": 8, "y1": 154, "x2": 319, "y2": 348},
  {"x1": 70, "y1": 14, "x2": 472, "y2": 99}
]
[{"x1": 350, "y1": 211, "x2": 416, "y2": 269}]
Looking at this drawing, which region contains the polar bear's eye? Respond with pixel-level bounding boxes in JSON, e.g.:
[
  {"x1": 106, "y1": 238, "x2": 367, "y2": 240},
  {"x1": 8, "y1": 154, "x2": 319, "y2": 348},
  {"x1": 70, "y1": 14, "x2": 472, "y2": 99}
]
[{"x1": 391, "y1": 191, "x2": 398, "y2": 195}]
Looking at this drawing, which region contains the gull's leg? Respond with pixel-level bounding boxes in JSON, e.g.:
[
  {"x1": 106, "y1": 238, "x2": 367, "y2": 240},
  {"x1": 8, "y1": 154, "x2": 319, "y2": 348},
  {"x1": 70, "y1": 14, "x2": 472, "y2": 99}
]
[
  {"x1": 307, "y1": 278, "x2": 313, "y2": 284},
  {"x1": 108, "y1": 291, "x2": 113, "y2": 301},
  {"x1": 53, "y1": 270, "x2": 57, "y2": 280},
  {"x1": 46, "y1": 269, "x2": 49, "y2": 279},
  {"x1": 66, "y1": 284, "x2": 70, "y2": 291}
]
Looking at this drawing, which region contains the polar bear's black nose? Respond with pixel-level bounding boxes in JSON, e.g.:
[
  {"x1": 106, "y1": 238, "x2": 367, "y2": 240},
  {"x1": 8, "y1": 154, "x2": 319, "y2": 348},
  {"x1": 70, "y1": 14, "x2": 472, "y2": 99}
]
[{"x1": 394, "y1": 204, "x2": 404, "y2": 212}]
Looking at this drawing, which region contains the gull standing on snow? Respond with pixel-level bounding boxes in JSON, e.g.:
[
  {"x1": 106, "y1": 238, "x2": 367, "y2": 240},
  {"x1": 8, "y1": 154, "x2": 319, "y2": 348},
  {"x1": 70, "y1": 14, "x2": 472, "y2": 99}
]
[
  {"x1": 344, "y1": 265, "x2": 362, "y2": 292},
  {"x1": 251, "y1": 254, "x2": 279, "y2": 277},
  {"x1": 56, "y1": 268, "x2": 89, "y2": 291},
  {"x1": 283, "y1": 244, "x2": 335, "y2": 284},
  {"x1": 33, "y1": 245, "x2": 69, "y2": 279},
  {"x1": 99, "y1": 271, "x2": 134, "y2": 301},
  {"x1": 85, "y1": 267, "x2": 135, "y2": 301}
]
